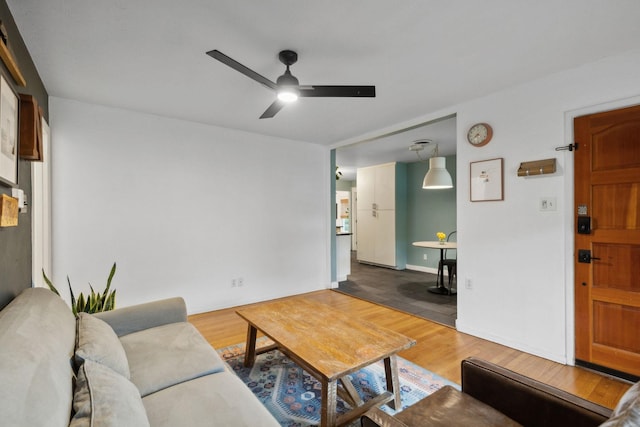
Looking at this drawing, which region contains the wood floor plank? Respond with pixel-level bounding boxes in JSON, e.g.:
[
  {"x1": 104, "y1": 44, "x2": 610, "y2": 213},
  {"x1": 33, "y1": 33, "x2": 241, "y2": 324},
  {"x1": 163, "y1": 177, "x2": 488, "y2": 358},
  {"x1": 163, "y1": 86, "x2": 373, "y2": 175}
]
[{"x1": 188, "y1": 289, "x2": 631, "y2": 410}]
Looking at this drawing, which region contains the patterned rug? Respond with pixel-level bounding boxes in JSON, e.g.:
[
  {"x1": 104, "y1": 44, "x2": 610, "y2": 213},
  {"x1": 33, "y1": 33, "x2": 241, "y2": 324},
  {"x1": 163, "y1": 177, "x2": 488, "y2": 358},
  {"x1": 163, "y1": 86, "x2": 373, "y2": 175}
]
[{"x1": 217, "y1": 340, "x2": 459, "y2": 427}]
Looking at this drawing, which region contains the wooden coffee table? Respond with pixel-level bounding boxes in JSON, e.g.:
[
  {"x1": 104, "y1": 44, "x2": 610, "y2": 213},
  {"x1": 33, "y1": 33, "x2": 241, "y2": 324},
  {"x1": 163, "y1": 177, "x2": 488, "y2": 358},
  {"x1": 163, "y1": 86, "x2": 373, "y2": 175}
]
[{"x1": 236, "y1": 298, "x2": 416, "y2": 427}]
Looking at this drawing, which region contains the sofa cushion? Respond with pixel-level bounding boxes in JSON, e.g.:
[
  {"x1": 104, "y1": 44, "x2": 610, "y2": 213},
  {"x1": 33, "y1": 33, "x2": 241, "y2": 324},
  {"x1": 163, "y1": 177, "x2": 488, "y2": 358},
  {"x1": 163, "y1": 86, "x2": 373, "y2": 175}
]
[
  {"x1": 601, "y1": 382, "x2": 640, "y2": 426},
  {"x1": 70, "y1": 359, "x2": 150, "y2": 427},
  {"x1": 0, "y1": 288, "x2": 76, "y2": 427},
  {"x1": 142, "y1": 371, "x2": 280, "y2": 427},
  {"x1": 120, "y1": 322, "x2": 226, "y2": 396},
  {"x1": 75, "y1": 312, "x2": 130, "y2": 379}
]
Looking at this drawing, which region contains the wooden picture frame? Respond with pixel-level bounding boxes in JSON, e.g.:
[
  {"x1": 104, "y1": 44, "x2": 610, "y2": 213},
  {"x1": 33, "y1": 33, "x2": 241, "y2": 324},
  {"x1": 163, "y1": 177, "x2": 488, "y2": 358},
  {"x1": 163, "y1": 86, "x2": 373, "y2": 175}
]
[
  {"x1": 0, "y1": 74, "x2": 18, "y2": 186},
  {"x1": 470, "y1": 158, "x2": 504, "y2": 202}
]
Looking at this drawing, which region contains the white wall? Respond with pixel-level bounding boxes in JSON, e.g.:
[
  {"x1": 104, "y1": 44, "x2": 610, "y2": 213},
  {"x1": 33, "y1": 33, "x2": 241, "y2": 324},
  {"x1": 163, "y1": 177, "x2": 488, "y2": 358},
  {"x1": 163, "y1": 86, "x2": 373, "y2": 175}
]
[
  {"x1": 455, "y1": 49, "x2": 640, "y2": 363},
  {"x1": 49, "y1": 98, "x2": 331, "y2": 314}
]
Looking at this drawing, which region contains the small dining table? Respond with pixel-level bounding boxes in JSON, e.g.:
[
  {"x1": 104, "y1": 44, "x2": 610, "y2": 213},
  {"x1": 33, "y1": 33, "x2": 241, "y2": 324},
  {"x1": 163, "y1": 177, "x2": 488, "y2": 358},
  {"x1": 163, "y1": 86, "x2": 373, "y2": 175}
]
[{"x1": 412, "y1": 241, "x2": 457, "y2": 295}]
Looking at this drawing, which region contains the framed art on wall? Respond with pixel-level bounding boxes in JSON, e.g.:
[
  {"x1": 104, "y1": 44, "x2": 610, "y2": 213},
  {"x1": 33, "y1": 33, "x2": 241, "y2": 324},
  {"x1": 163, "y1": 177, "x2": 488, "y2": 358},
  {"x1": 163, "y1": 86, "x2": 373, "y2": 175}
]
[
  {"x1": 470, "y1": 158, "x2": 504, "y2": 202},
  {"x1": 0, "y1": 74, "x2": 18, "y2": 186}
]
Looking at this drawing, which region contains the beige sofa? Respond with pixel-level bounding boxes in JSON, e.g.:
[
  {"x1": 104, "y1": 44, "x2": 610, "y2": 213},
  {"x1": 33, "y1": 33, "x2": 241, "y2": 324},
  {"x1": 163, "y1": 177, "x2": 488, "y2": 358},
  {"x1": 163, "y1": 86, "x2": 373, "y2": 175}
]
[{"x1": 0, "y1": 287, "x2": 279, "y2": 427}]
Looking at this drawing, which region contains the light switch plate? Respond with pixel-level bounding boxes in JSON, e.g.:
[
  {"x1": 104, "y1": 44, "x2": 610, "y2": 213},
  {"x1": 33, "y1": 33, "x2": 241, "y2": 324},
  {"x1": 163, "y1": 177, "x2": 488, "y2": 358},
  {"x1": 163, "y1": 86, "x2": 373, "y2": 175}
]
[{"x1": 539, "y1": 197, "x2": 557, "y2": 211}]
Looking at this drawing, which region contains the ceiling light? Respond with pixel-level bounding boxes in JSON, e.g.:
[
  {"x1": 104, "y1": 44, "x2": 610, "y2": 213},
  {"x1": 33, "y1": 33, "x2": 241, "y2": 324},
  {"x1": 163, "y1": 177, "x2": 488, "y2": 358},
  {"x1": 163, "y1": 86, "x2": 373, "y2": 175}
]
[
  {"x1": 276, "y1": 67, "x2": 299, "y2": 102},
  {"x1": 277, "y1": 87, "x2": 299, "y2": 102},
  {"x1": 409, "y1": 139, "x2": 453, "y2": 190},
  {"x1": 423, "y1": 157, "x2": 453, "y2": 189}
]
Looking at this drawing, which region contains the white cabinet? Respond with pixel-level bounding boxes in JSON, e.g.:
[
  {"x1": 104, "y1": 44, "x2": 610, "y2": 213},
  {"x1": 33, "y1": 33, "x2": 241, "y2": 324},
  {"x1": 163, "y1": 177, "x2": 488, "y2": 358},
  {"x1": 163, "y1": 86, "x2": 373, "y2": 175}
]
[
  {"x1": 356, "y1": 162, "x2": 406, "y2": 269},
  {"x1": 336, "y1": 234, "x2": 352, "y2": 281}
]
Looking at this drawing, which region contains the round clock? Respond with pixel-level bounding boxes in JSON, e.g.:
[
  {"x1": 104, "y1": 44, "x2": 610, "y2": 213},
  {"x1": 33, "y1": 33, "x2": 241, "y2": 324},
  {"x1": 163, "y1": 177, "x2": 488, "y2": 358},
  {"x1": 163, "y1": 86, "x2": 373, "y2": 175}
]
[{"x1": 467, "y1": 123, "x2": 493, "y2": 147}]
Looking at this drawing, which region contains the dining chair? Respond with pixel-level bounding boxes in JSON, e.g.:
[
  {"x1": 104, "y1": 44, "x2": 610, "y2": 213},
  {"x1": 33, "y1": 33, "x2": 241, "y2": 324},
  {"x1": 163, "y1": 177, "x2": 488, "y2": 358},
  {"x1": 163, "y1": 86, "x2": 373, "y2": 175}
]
[{"x1": 438, "y1": 231, "x2": 457, "y2": 294}]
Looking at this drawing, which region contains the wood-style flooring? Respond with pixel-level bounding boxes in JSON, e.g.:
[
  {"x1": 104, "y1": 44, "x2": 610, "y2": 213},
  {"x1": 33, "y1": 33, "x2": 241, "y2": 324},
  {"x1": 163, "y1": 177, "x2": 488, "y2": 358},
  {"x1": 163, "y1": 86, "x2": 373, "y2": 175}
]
[
  {"x1": 337, "y1": 255, "x2": 457, "y2": 327},
  {"x1": 189, "y1": 290, "x2": 631, "y2": 410}
]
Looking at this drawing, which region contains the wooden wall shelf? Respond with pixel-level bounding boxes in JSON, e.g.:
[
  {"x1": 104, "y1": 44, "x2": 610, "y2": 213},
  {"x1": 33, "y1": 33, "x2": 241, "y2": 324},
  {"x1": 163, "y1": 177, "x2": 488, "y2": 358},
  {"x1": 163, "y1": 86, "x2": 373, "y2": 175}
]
[
  {"x1": 517, "y1": 158, "x2": 557, "y2": 177},
  {"x1": 0, "y1": 41, "x2": 26, "y2": 87}
]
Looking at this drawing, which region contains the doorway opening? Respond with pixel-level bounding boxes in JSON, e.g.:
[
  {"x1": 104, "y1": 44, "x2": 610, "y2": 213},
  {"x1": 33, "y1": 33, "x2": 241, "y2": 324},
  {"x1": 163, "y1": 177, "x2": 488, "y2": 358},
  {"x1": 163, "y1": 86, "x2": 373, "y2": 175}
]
[{"x1": 334, "y1": 115, "x2": 457, "y2": 327}]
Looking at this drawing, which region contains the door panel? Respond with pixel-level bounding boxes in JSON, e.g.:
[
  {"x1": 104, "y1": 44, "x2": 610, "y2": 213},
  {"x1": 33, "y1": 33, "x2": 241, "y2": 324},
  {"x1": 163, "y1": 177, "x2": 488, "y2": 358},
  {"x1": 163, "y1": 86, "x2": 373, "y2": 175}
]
[
  {"x1": 593, "y1": 184, "x2": 640, "y2": 230},
  {"x1": 593, "y1": 301, "x2": 640, "y2": 353},
  {"x1": 375, "y1": 210, "x2": 396, "y2": 267},
  {"x1": 356, "y1": 211, "x2": 375, "y2": 264},
  {"x1": 374, "y1": 163, "x2": 396, "y2": 210},
  {"x1": 574, "y1": 104, "x2": 640, "y2": 377}
]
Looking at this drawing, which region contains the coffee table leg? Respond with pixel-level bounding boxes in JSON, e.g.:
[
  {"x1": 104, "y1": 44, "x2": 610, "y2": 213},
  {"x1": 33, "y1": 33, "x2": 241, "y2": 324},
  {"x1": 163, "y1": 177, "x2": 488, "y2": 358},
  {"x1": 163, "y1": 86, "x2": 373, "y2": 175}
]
[
  {"x1": 244, "y1": 324, "x2": 258, "y2": 367},
  {"x1": 321, "y1": 378, "x2": 338, "y2": 427},
  {"x1": 384, "y1": 355, "x2": 401, "y2": 410}
]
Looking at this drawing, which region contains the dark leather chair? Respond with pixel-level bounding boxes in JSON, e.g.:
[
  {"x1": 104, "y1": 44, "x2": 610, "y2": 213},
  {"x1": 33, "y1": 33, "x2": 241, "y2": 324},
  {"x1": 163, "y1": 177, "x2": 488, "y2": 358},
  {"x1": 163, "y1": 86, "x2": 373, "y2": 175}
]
[
  {"x1": 361, "y1": 357, "x2": 616, "y2": 427},
  {"x1": 437, "y1": 231, "x2": 456, "y2": 294}
]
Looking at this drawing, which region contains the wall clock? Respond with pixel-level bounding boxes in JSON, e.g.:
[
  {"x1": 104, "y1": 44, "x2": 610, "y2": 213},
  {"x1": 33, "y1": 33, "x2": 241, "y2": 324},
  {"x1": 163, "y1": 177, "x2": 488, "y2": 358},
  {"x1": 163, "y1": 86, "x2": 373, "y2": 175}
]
[{"x1": 467, "y1": 123, "x2": 493, "y2": 147}]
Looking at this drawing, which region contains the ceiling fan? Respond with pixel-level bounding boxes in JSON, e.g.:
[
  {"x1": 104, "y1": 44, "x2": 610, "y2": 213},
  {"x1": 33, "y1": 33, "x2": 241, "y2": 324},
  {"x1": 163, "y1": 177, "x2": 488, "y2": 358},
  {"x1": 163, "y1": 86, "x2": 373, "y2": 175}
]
[{"x1": 206, "y1": 49, "x2": 376, "y2": 119}]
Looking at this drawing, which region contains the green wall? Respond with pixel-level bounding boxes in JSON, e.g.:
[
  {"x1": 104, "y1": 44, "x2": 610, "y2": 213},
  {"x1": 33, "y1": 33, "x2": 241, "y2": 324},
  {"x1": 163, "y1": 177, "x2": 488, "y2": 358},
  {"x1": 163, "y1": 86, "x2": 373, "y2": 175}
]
[
  {"x1": 406, "y1": 155, "x2": 457, "y2": 270},
  {"x1": 336, "y1": 179, "x2": 353, "y2": 192}
]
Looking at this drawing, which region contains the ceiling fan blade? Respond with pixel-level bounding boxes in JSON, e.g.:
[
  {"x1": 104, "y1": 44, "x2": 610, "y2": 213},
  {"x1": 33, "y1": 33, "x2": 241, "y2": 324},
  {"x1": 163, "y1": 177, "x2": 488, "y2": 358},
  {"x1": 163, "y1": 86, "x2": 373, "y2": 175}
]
[
  {"x1": 299, "y1": 85, "x2": 375, "y2": 98},
  {"x1": 259, "y1": 100, "x2": 286, "y2": 119},
  {"x1": 206, "y1": 49, "x2": 277, "y2": 91}
]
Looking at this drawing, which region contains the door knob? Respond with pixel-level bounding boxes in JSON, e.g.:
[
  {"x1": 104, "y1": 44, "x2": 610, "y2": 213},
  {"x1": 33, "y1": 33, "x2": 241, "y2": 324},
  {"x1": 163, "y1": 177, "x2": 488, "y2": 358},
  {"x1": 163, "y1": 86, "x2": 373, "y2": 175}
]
[{"x1": 578, "y1": 249, "x2": 600, "y2": 263}]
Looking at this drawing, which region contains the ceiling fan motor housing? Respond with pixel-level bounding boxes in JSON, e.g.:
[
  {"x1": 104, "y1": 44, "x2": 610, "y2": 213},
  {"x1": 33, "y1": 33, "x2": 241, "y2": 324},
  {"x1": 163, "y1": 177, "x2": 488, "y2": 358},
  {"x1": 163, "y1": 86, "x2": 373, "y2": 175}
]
[{"x1": 278, "y1": 50, "x2": 298, "y2": 66}]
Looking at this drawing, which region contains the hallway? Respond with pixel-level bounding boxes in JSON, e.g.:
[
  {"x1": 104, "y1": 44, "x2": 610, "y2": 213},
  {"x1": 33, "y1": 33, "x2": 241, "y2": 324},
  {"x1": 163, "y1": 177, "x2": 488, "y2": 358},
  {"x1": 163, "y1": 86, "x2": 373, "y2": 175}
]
[{"x1": 337, "y1": 253, "x2": 457, "y2": 327}]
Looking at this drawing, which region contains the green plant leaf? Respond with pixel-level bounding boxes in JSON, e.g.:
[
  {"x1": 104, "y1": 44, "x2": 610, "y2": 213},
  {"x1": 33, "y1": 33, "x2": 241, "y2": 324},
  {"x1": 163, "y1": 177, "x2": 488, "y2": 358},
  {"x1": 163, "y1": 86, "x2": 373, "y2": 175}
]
[
  {"x1": 104, "y1": 290, "x2": 116, "y2": 311},
  {"x1": 67, "y1": 277, "x2": 77, "y2": 311},
  {"x1": 42, "y1": 269, "x2": 60, "y2": 296},
  {"x1": 105, "y1": 262, "x2": 116, "y2": 294},
  {"x1": 76, "y1": 293, "x2": 86, "y2": 316}
]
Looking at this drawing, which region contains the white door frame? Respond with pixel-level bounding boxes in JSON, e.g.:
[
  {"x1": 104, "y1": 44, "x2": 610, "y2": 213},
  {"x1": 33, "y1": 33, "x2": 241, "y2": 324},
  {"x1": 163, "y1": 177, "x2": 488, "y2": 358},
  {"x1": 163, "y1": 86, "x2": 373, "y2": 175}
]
[{"x1": 31, "y1": 118, "x2": 52, "y2": 287}]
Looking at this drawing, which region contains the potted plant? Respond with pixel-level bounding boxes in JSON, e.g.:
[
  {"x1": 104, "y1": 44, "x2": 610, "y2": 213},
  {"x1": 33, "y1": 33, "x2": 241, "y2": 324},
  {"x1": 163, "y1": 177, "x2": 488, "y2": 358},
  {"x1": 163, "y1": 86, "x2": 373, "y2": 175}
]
[{"x1": 43, "y1": 262, "x2": 117, "y2": 316}]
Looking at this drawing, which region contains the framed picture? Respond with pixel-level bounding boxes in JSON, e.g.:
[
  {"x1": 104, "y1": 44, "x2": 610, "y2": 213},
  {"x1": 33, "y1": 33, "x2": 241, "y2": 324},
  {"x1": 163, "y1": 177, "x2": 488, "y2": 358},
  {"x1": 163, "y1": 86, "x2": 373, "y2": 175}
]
[
  {"x1": 0, "y1": 74, "x2": 18, "y2": 186},
  {"x1": 470, "y1": 158, "x2": 504, "y2": 202}
]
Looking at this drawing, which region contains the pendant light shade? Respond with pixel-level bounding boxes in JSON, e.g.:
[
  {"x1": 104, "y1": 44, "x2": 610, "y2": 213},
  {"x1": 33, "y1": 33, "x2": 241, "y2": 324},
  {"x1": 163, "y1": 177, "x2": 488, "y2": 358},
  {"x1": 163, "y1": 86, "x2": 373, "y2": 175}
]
[{"x1": 423, "y1": 157, "x2": 453, "y2": 189}]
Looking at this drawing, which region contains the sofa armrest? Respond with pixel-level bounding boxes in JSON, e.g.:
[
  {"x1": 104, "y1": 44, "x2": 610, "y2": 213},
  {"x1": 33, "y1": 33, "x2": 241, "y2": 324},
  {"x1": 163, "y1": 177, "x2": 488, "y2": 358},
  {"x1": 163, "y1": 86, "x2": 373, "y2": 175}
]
[
  {"x1": 461, "y1": 357, "x2": 612, "y2": 427},
  {"x1": 94, "y1": 297, "x2": 187, "y2": 336}
]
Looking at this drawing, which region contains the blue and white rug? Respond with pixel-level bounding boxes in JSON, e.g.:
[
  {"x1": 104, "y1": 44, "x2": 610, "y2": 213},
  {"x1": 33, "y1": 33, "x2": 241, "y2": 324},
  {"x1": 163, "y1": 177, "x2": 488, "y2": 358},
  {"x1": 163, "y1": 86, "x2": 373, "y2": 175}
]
[{"x1": 218, "y1": 341, "x2": 459, "y2": 427}]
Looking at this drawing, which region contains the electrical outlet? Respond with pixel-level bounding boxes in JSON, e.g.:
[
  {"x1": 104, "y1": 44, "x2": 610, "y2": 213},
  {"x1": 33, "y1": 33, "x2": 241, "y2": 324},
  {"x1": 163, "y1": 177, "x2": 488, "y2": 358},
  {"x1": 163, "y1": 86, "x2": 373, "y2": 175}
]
[
  {"x1": 231, "y1": 279, "x2": 237, "y2": 288},
  {"x1": 238, "y1": 277, "x2": 244, "y2": 287},
  {"x1": 423, "y1": 254, "x2": 428, "y2": 260}
]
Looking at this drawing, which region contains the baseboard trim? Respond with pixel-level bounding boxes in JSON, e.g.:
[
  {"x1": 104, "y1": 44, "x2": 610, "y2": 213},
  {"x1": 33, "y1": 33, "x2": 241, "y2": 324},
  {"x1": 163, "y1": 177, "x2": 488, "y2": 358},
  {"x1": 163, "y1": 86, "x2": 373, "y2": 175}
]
[
  {"x1": 456, "y1": 320, "x2": 567, "y2": 365},
  {"x1": 405, "y1": 264, "x2": 444, "y2": 276},
  {"x1": 575, "y1": 359, "x2": 639, "y2": 383}
]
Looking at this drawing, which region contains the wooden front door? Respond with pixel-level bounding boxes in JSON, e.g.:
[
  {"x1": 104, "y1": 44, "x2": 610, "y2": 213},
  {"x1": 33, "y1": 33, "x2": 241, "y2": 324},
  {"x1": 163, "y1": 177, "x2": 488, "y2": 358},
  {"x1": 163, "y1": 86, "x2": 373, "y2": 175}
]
[{"x1": 574, "y1": 104, "x2": 640, "y2": 378}]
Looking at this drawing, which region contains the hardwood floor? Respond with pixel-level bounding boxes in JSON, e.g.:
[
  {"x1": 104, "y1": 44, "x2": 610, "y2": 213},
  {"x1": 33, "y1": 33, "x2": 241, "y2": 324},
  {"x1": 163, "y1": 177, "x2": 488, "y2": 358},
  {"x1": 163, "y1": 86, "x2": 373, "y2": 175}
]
[
  {"x1": 337, "y1": 254, "x2": 457, "y2": 327},
  {"x1": 189, "y1": 289, "x2": 631, "y2": 410}
]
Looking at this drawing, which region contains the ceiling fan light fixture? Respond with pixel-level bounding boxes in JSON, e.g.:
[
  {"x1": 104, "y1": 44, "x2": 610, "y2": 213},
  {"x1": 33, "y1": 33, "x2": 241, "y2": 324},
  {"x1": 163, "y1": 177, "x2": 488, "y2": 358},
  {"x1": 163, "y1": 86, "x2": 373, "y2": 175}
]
[
  {"x1": 277, "y1": 86, "x2": 299, "y2": 102},
  {"x1": 423, "y1": 157, "x2": 453, "y2": 189},
  {"x1": 276, "y1": 67, "x2": 299, "y2": 102}
]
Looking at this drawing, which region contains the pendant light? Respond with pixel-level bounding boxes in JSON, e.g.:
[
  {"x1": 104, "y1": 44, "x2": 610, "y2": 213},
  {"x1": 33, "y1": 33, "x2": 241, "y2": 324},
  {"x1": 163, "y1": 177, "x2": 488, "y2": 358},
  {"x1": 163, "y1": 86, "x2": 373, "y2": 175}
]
[
  {"x1": 423, "y1": 157, "x2": 453, "y2": 189},
  {"x1": 409, "y1": 140, "x2": 453, "y2": 190}
]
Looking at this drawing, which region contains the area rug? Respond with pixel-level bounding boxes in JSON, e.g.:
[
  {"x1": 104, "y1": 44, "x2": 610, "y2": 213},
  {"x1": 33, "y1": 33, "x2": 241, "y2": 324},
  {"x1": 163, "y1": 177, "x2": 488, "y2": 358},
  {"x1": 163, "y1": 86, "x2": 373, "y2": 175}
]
[{"x1": 217, "y1": 340, "x2": 459, "y2": 427}]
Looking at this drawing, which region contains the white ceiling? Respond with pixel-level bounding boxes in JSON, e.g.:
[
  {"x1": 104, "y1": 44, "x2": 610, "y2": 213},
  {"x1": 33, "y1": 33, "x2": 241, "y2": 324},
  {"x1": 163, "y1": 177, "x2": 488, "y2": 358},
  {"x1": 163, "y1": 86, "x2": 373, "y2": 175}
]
[
  {"x1": 336, "y1": 115, "x2": 456, "y2": 180},
  {"x1": 7, "y1": 1, "x2": 640, "y2": 173}
]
